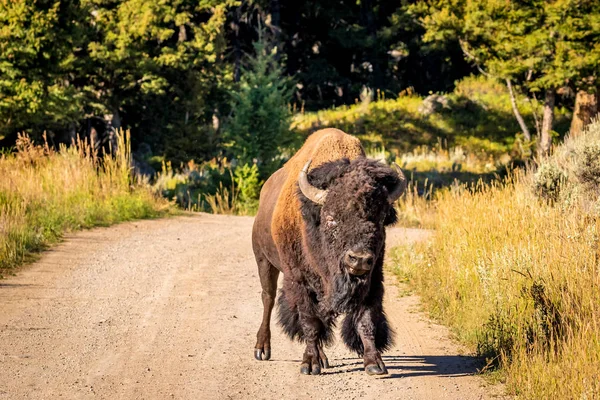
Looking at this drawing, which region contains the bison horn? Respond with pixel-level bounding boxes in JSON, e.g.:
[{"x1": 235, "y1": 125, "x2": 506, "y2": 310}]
[
  {"x1": 298, "y1": 160, "x2": 328, "y2": 205},
  {"x1": 388, "y1": 163, "x2": 407, "y2": 204}
]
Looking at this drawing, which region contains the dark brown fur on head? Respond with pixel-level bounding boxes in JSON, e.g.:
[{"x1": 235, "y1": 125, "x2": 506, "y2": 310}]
[{"x1": 297, "y1": 157, "x2": 399, "y2": 312}]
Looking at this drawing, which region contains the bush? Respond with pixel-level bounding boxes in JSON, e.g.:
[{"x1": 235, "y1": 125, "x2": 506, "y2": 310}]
[
  {"x1": 575, "y1": 143, "x2": 600, "y2": 195},
  {"x1": 234, "y1": 163, "x2": 261, "y2": 215},
  {"x1": 535, "y1": 118, "x2": 600, "y2": 210},
  {"x1": 533, "y1": 162, "x2": 567, "y2": 202},
  {"x1": 153, "y1": 158, "x2": 262, "y2": 216}
]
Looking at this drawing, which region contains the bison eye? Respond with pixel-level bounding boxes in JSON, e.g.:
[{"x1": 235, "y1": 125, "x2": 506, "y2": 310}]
[{"x1": 325, "y1": 215, "x2": 338, "y2": 229}]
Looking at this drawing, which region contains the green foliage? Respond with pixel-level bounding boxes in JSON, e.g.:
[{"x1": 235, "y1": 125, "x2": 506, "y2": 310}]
[
  {"x1": 234, "y1": 163, "x2": 261, "y2": 215},
  {"x1": 153, "y1": 158, "x2": 261, "y2": 215},
  {"x1": 154, "y1": 159, "x2": 232, "y2": 210},
  {"x1": 0, "y1": 0, "x2": 88, "y2": 136},
  {"x1": 415, "y1": 0, "x2": 600, "y2": 92},
  {"x1": 0, "y1": 0, "x2": 236, "y2": 161},
  {"x1": 85, "y1": 0, "x2": 236, "y2": 158},
  {"x1": 224, "y1": 32, "x2": 294, "y2": 177},
  {"x1": 293, "y1": 75, "x2": 570, "y2": 154}
]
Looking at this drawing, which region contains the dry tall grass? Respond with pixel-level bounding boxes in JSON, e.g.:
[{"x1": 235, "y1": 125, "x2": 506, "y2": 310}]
[
  {"x1": 391, "y1": 122, "x2": 600, "y2": 399},
  {"x1": 0, "y1": 131, "x2": 169, "y2": 275}
]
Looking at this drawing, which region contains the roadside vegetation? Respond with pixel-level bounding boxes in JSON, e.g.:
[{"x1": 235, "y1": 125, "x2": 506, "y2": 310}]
[
  {"x1": 0, "y1": 132, "x2": 170, "y2": 276},
  {"x1": 293, "y1": 76, "x2": 570, "y2": 155},
  {"x1": 390, "y1": 119, "x2": 600, "y2": 399},
  {"x1": 159, "y1": 74, "x2": 571, "y2": 215}
]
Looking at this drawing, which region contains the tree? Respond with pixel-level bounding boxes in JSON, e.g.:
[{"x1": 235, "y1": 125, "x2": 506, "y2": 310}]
[
  {"x1": 82, "y1": 0, "x2": 235, "y2": 159},
  {"x1": 227, "y1": 1, "x2": 473, "y2": 111},
  {"x1": 0, "y1": 0, "x2": 235, "y2": 161},
  {"x1": 223, "y1": 30, "x2": 294, "y2": 177},
  {"x1": 0, "y1": 0, "x2": 89, "y2": 141},
  {"x1": 415, "y1": 0, "x2": 600, "y2": 156}
]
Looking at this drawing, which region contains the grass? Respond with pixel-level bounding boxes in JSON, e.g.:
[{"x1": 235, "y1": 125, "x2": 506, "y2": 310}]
[
  {"x1": 0, "y1": 131, "x2": 171, "y2": 276},
  {"x1": 389, "y1": 121, "x2": 600, "y2": 399},
  {"x1": 293, "y1": 75, "x2": 571, "y2": 156}
]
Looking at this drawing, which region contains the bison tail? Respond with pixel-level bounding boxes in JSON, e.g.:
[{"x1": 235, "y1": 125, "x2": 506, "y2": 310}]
[{"x1": 341, "y1": 310, "x2": 394, "y2": 356}]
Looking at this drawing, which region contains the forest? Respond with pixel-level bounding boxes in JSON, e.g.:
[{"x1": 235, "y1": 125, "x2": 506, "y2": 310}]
[{"x1": 2, "y1": 0, "x2": 598, "y2": 168}]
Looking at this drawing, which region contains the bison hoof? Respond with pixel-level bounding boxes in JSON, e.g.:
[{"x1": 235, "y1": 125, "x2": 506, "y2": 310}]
[
  {"x1": 254, "y1": 348, "x2": 271, "y2": 361},
  {"x1": 300, "y1": 362, "x2": 321, "y2": 375},
  {"x1": 318, "y1": 346, "x2": 330, "y2": 369},
  {"x1": 365, "y1": 363, "x2": 388, "y2": 375}
]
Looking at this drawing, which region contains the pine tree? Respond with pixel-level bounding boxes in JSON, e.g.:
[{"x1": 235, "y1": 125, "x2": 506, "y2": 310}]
[{"x1": 224, "y1": 29, "x2": 294, "y2": 177}]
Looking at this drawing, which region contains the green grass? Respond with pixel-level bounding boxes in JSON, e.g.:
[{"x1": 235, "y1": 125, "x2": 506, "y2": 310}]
[
  {"x1": 293, "y1": 75, "x2": 571, "y2": 156},
  {"x1": 0, "y1": 131, "x2": 171, "y2": 276}
]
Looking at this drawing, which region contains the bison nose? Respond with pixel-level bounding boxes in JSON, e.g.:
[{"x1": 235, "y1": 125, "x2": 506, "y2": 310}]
[{"x1": 344, "y1": 250, "x2": 375, "y2": 276}]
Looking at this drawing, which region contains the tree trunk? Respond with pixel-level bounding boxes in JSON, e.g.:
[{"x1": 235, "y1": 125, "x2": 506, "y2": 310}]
[
  {"x1": 111, "y1": 107, "x2": 121, "y2": 131},
  {"x1": 506, "y1": 79, "x2": 531, "y2": 141},
  {"x1": 570, "y1": 89, "x2": 598, "y2": 137},
  {"x1": 538, "y1": 89, "x2": 555, "y2": 157},
  {"x1": 270, "y1": 0, "x2": 281, "y2": 34},
  {"x1": 233, "y1": 7, "x2": 241, "y2": 83},
  {"x1": 268, "y1": 0, "x2": 282, "y2": 64},
  {"x1": 361, "y1": 0, "x2": 383, "y2": 91}
]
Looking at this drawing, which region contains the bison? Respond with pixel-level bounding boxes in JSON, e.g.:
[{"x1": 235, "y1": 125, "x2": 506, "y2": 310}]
[{"x1": 252, "y1": 128, "x2": 406, "y2": 375}]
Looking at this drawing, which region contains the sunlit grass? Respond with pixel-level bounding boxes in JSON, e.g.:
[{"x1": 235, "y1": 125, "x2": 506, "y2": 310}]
[
  {"x1": 390, "y1": 148, "x2": 600, "y2": 398},
  {"x1": 0, "y1": 131, "x2": 170, "y2": 275}
]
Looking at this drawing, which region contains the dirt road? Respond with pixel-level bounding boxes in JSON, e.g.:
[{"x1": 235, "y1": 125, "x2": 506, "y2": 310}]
[{"x1": 0, "y1": 214, "x2": 502, "y2": 399}]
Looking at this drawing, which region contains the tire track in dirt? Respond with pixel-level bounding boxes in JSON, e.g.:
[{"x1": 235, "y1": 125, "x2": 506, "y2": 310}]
[{"x1": 0, "y1": 214, "x2": 504, "y2": 399}]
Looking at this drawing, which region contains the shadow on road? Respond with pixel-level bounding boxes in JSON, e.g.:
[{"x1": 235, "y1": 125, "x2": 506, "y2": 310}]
[{"x1": 322, "y1": 354, "x2": 483, "y2": 378}]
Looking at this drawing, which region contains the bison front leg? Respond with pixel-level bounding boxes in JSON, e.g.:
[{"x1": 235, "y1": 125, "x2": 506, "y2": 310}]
[
  {"x1": 277, "y1": 285, "x2": 331, "y2": 374},
  {"x1": 299, "y1": 314, "x2": 329, "y2": 375},
  {"x1": 357, "y1": 308, "x2": 390, "y2": 375},
  {"x1": 342, "y1": 307, "x2": 392, "y2": 375}
]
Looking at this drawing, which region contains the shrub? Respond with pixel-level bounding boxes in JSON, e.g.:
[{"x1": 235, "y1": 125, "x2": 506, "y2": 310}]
[
  {"x1": 234, "y1": 163, "x2": 261, "y2": 215},
  {"x1": 533, "y1": 162, "x2": 567, "y2": 202},
  {"x1": 535, "y1": 118, "x2": 600, "y2": 209},
  {"x1": 575, "y1": 143, "x2": 600, "y2": 195}
]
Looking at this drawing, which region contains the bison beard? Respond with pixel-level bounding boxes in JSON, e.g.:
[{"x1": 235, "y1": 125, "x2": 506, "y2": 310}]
[{"x1": 252, "y1": 129, "x2": 405, "y2": 377}]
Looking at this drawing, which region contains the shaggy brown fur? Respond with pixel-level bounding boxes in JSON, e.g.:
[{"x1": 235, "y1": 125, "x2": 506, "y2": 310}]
[{"x1": 252, "y1": 128, "x2": 403, "y2": 376}]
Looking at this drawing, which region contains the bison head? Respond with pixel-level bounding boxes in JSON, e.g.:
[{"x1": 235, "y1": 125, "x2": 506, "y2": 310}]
[{"x1": 297, "y1": 158, "x2": 406, "y2": 304}]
